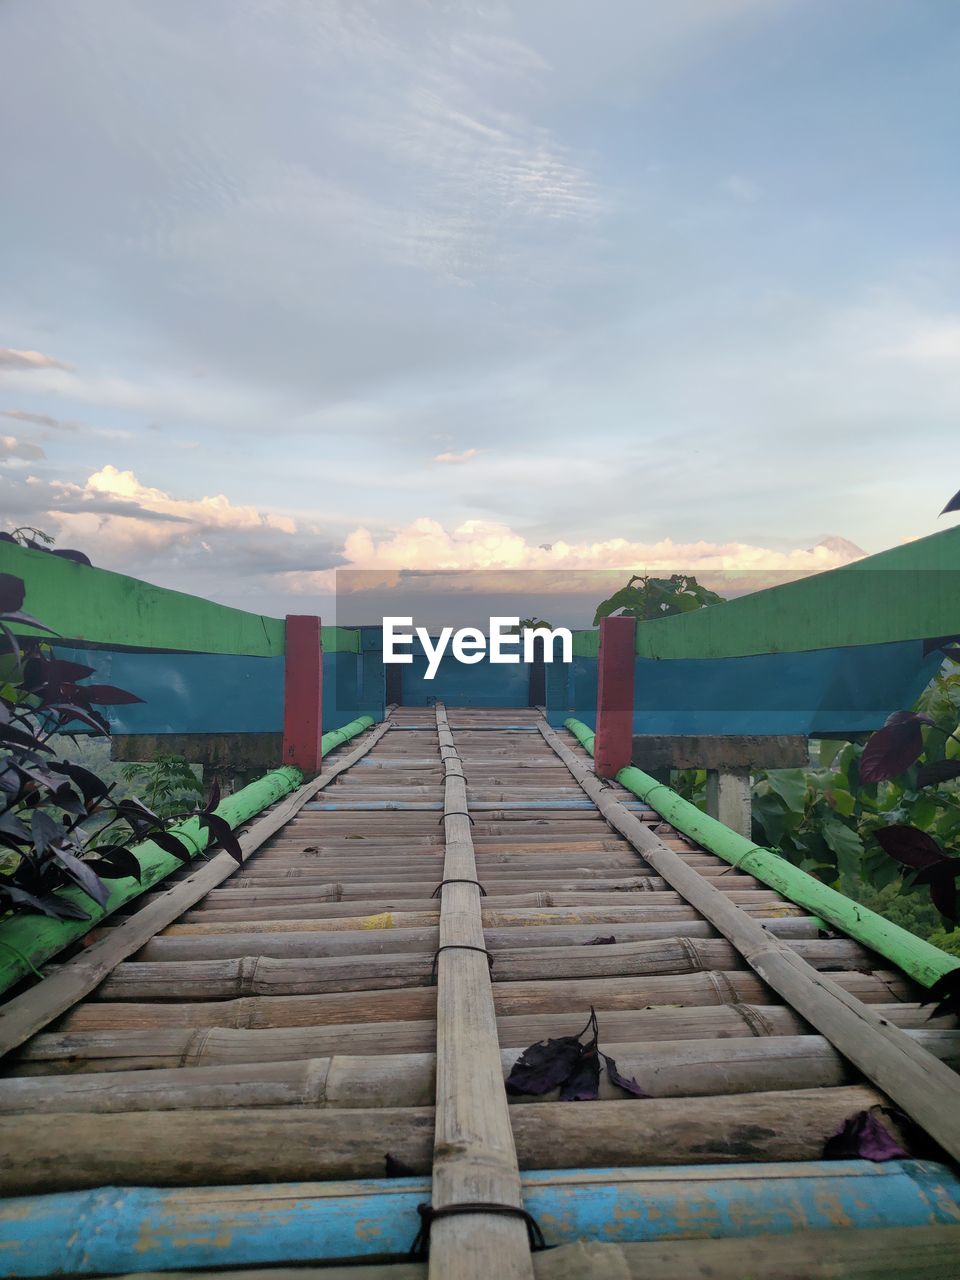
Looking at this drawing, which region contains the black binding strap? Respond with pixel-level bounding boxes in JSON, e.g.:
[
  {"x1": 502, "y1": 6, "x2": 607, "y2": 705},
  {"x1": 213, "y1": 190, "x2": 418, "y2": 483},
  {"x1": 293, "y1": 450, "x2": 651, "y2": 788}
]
[
  {"x1": 431, "y1": 878, "x2": 487, "y2": 898},
  {"x1": 439, "y1": 810, "x2": 474, "y2": 825},
  {"x1": 431, "y1": 944, "x2": 494, "y2": 982},
  {"x1": 409, "y1": 1201, "x2": 547, "y2": 1258}
]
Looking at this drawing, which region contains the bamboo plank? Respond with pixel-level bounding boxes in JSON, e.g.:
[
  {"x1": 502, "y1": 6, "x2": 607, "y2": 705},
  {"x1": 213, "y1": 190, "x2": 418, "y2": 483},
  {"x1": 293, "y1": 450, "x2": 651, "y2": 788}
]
[
  {"x1": 61, "y1": 969, "x2": 914, "y2": 1033},
  {"x1": 132, "y1": 916, "x2": 820, "y2": 963},
  {"x1": 429, "y1": 702, "x2": 533, "y2": 1280},
  {"x1": 11, "y1": 1003, "x2": 942, "y2": 1075},
  {"x1": 0, "y1": 1085, "x2": 883, "y2": 1192},
  {"x1": 5, "y1": 1033, "x2": 959, "y2": 1114},
  {"x1": 85, "y1": 938, "x2": 878, "y2": 1001},
  {"x1": 160, "y1": 901, "x2": 804, "y2": 936}
]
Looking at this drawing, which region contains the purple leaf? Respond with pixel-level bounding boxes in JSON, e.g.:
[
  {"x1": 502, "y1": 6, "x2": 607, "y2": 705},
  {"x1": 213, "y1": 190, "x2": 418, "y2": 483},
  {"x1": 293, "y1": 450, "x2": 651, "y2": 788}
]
[
  {"x1": 940, "y1": 486, "x2": 960, "y2": 516},
  {"x1": 53, "y1": 847, "x2": 110, "y2": 908},
  {"x1": 49, "y1": 761, "x2": 110, "y2": 806},
  {"x1": 88, "y1": 845, "x2": 143, "y2": 882},
  {"x1": 559, "y1": 1046, "x2": 601, "y2": 1101},
  {"x1": 506, "y1": 1036, "x2": 585, "y2": 1096},
  {"x1": 874, "y1": 825, "x2": 946, "y2": 871},
  {"x1": 0, "y1": 884, "x2": 91, "y2": 921},
  {"x1": 823, "y1": 1107, "x2": 907, "y2": 1161},
  {"x1": 917, "y1": 759, "x2": 960, "y2": 788},
  {"x1": 584, "y1": 935, "x2": 617, "y2": 945},
  {"x1": 602, "y1": 1052, "x2": 651, "y2": 1098},
  {"x1": 205, "y1": 778, "x2": 222, "y2": 813},
  {"x1": 198, "y1": 811, "x2": 243, "y2": 861},
  {"x1": 0, "y1": 574, "x2": 25, "y2": 614},
  {"x1": 25, "y1": 656, "x2": 97, "y2": 687},
  {"x1": 860, "y1": 712, "x2": 933, "y2": 782},
  {"x1": 928, "y1": 869, "x2": 960, "y2": 924},
  {"x1": 150, "y1": 830, "x2": 193, "y2": 863},
  {"x1": 0, "y1": 610, "x2": 57, "y2": 634},
  {"x1": 919, "y1": 968, "x2": 960, "y2": 1020},
  {"x1": 384, "y1": 1153, "x2": 417, "y2": 1177},
  {"x1": 31, "y1": 809, "x2": 64, "y2": 854},
  {"x1": 77, "y1": 684, "x2": 143, "y2": 706},
  {"x1": 51, "y1": 548, "x2": 93, "y2": 566}
]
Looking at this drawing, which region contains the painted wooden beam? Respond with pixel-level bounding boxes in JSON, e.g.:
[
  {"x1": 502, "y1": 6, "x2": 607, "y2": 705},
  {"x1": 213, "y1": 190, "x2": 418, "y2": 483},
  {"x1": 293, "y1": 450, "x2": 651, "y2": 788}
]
[
  {"x1": 594, "y1": 615, "x2": 636, "y2": 778},
  {"x1": 282, "y1": 615, "x2": 323, "y2": 773}
]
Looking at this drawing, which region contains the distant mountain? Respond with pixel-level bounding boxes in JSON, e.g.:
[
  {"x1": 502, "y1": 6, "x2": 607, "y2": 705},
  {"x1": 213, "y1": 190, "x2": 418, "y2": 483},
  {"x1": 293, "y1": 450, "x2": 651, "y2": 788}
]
[{"x1": 811, "y1": 536, "x2": 867, "y2": 563}]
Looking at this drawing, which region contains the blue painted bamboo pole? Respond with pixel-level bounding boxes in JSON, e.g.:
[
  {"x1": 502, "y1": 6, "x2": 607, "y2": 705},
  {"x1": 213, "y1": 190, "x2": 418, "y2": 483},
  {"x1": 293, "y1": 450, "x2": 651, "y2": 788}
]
[{"x1": 2, "y1": 1162, "x2": 959, "y2": 1275}]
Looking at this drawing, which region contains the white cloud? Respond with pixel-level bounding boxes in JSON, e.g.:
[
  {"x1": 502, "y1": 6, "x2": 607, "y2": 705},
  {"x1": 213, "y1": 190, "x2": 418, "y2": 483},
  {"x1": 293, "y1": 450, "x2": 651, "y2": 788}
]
[
  {"x1": 0, "y1": 348, "x2": 71, "y2": 372},
  {"x1": 0, "y1": 435, "x2": 45, "y2": 463},
  {"x1": 282, "y1": 515, "x2": 865, "y2": 594},
  {"x1": 46, "y1": 465, "x2": 296, "y2": 557},
  {"x1": 884, "y1": 319, "x2": 960, "y2": 367},
  {"x1": 0, "y1": 408, "x2": 76, "y2": 429},
  {"x1": 433, "y1": 448, "x2": 481, "y2": 464}
]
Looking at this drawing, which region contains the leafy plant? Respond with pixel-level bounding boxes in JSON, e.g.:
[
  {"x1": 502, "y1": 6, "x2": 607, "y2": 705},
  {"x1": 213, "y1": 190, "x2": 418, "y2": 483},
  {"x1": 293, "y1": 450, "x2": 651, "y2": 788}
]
[
  {"x1": 593, "y1": 573, "x2": 724, "y2": 625},
  {"x1": 0, "y1": 572, "x2": 240, "y2": 923},
  {"x1": 0, "y1": 526, "x2": 92, "y2": 565},
  {"x1": 119, "y1": 755, "x2": 203, "y2": 820},
  {"x1": 748, "y1": 661, "x2": 960, "y2": 928}
]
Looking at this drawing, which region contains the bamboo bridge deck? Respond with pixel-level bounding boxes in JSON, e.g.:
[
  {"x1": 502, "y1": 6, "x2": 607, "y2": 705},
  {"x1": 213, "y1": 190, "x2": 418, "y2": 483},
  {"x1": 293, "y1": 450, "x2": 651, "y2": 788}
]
[{"x1": 2, "y1": 706, "x2": 960, "y2": 1278}]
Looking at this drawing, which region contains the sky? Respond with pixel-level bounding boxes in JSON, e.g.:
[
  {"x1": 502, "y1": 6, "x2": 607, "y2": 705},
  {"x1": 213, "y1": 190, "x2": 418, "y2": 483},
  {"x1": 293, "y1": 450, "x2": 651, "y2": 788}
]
[{"x1": 1, "y1": 0, "x2": 958, "y2": 621}]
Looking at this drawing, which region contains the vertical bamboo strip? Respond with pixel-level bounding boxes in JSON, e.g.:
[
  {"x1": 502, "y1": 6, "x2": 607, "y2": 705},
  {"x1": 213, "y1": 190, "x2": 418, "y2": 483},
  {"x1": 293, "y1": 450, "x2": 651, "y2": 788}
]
[{"x1": 429, "y1": 703, "x2": 534, "y2": 1280}]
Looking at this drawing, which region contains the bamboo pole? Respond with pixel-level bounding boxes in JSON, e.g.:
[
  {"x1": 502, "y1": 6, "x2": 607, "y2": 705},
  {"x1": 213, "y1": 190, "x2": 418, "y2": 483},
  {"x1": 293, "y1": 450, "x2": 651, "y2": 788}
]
[
  {"x1": 428, "y1": 702, "x2": 533, "y2": 1280},
  {"x1": 12, "y1": 1002, "x2": 940, "y2": 1076},
  {"x1": 86, "y1": 937, "x2": 878, "y2": 1000},
  {"x1": 60, "y1": 968, "x2": 912, "y2": 1033},
  {"x1": 131, "y1": 916, "x2": 823, "y2": 963},
  {"x1": 0, "y1": 717, "x2": 390, "y2": 1061},
  {"x1": 541, "y1": 718, "x2": 960, "y2": 1162},
  {"x1": 0, "y1": 1085, "x2": 883, "y2": 1193},
  {"x1": 3, "y1": 1032, "x2": 958, "y2": 1114}
]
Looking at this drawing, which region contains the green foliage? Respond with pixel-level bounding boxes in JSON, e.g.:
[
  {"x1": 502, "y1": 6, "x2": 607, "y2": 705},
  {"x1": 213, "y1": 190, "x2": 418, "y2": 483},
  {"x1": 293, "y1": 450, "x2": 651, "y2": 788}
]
[
  {"x1": 748, "y1": 662, "x2": 960, "y2": 930},
  {"x1": 120, "y1": 755, "x2": 203, "y2": 820},
  {"x1": 593, "y1": 574, "x2": 724, "y2": 626}
]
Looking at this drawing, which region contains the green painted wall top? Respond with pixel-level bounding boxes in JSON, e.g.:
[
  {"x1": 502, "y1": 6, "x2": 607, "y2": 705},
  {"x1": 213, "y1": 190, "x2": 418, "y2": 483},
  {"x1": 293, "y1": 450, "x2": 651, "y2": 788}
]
[
  {"x1": 569, "y1": 525, "x2": 960, "y2": 661},
  {"x1": 0, "y1": 542, "x2": 359, "y2": 655}
]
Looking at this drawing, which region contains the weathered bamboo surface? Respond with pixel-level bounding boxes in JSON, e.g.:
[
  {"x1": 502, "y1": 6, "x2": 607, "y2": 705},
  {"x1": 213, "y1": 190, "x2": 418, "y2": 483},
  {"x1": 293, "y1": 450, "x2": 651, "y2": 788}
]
[{"x1": 1, "y1": 704, "x2": 958, "y2": 1275}]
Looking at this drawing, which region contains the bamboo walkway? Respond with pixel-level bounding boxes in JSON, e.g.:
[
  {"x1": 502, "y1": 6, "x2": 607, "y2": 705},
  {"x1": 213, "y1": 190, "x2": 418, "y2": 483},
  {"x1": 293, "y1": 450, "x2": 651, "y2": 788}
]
[{"x1": 1, "y1": 706, "x2": 960, "y2": 1278}]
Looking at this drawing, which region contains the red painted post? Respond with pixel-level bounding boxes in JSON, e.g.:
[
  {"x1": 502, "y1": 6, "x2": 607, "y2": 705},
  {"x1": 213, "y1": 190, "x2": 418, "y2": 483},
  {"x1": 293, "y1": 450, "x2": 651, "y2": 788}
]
[
  {"x1": 594, "y1": 615, "x2": 636, "y2": 778},
  {"x1": 282, "y1": 615, "x2": 323, "y2": 774}
]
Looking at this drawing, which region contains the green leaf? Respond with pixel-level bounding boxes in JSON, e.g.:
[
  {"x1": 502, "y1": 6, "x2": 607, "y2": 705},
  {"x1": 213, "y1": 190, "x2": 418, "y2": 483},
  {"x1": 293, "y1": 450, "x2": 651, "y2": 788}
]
[
  {"x1": 766, "y1": 768, "x2": 809, "y2": 814},
  {"x1": 827, "y1": 788, "x2": 856, "y2": 817}
]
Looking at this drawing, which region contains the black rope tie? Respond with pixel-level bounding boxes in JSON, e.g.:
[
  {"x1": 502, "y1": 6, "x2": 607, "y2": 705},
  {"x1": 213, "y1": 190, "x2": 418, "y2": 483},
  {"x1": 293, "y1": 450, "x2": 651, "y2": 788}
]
[
  {"x1": 438, "y1": 811, "x2": 474, "y2": 825},
  {"x1": 409, "y1": 1201, "x2": 547, "y2": 1258},
  {"x1": 430, "y1": 878, "x2": 487, "y2": 898},
  {"x1": 430, "y1": 944, "x2": 494, "y2": 983}
]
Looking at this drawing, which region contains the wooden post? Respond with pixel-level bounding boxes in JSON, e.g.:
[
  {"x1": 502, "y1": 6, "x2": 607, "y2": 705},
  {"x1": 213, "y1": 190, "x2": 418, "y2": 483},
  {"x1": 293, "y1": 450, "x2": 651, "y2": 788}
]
[
  {"x1": 705, "y1": 770, "x2": 753, "y2": 839},
  {"x1": 282, "y1": 616, "x2": 323, "y2": 773},
  {"x1": 594, "y1": 615, "x2": 636, "y2": 778}
]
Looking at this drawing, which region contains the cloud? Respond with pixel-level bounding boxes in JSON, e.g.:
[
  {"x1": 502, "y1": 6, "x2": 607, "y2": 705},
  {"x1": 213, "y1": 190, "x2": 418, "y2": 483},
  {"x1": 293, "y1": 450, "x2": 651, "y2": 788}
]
[
  {"x1": 0, "y1": 348, "x2": 71, "y2": 372},
  {"x1": 0, "y1": 408, "x2": 76, "y2": 429},
  {"x1": 282, "y1": 516, "x2": 866, "y2": 595},
  {"x1": 46, "y1": 465, "x2": 296, "y2": 557},
  {"x1": 0, "y1": 435, "x2": 45, "y2": 463},
  {"x1": 433, "y1": 448, "x2": 481, "y2": 464},
  {"x1": 883, "y1": 319, "x2": 960, "y2": 368}
]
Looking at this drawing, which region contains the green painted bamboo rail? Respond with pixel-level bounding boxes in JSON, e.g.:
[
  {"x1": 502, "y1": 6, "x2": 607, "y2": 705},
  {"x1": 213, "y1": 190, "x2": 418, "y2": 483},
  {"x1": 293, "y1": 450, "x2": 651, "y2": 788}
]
[
  {"x1": 564, "y1": 717, "x2": 960, "y2": 989},
  {"x1": 0, "y1": 715, "x2": 374, "y2": 995}
]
